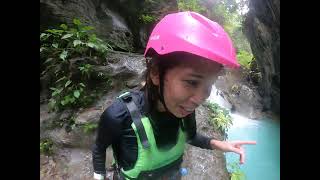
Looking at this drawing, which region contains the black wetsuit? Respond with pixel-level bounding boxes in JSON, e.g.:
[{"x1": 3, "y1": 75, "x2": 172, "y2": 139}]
[{"x1": 92, "y1": 90, "x2": 214, "y2": 176}]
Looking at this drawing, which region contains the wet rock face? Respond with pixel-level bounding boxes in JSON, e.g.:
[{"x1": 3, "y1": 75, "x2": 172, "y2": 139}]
[
  {"x1": 104, "y1": 51, "x2": 146, "y2": 79},
  {"x1": 228, "y1": 83, "x2": 264, "y2": 118},
  {"x1": 75, "y1": 109, "x2": 101, "y2": 124},
  {"x1": 215, "y1": 69, "x2": 264, "y2": 119},
  {"x1": 40, "y1": 0, "x2": 178, "y2": 52},
  {"x1": 40, "y1": 148, "x2": 94, "y2": 180},
  {"x1": 243, "y1": 0, "x2": 280, "y2": 115},
  {"x1": 40, "y1": 51, "x2": 147, "y2": 150},
  {"x1": 91, "y1": 51, "x2": 146, "y2": 90},
  {"x1": 40, "y1": 0, "x2": 135, "y2": 51},
  {"x1": 181, "y1": 105, "x2": 229, "y2": 180}
]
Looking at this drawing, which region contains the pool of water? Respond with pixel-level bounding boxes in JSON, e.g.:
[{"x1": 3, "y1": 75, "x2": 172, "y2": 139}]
[{"x1": 225, "y1": 114, "x2": 280, "y2": 180}]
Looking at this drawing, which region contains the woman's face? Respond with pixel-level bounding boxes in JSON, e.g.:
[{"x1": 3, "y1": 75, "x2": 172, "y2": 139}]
[{"x1": 151, "y1": 58, "x2": 222, "y2": 118}]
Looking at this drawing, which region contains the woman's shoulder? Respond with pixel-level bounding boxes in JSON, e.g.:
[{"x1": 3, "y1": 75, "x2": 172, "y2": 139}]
[{"x1": 100, "y1": 90, "x2": 146, "y2": 124}]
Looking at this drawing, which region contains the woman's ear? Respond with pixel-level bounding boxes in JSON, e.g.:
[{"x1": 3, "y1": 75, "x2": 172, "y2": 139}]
[{"x1": 150, "y1": 67, "x2": 160, "y2": 86}]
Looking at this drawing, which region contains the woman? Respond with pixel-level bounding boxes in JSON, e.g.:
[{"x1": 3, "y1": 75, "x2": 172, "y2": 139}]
[{"x1": 92, "y1": 11, "x2": 256, "y2": 180}]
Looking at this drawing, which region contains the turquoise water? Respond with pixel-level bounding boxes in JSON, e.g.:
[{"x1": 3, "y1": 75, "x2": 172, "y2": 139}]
[{"x1": 225, "y1": 114, "x2": 280, "y2": 180}]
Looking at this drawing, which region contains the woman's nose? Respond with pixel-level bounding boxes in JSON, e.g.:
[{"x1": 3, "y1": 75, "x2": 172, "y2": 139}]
[{"x1": 190, "y1": 86, "x2": 211, "y2": 106}]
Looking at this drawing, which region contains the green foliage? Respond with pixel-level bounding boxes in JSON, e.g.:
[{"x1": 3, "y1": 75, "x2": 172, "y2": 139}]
[
  {"x1": 217, "y1": 6, "x2": 248, "y2": 51},
  {"x1": 46, "y1": 114, "x2": 98, "y2": 134},
  {"x1": 177, "y1": 0, "x2": 205, "y2": 13},
  {"x1": 230, "y1": 27, "x2": 252, "y2": 53},
  {"x1": 40, "y1": 18, "x2": 113, "y2": 111},
  {"x1": 79, "y1": 64, "x2": 93, "y2": 79},
  {"x1": 236, "y1": 50, "x2": 253, "y2": 69},
  {"x1": 231, "y1": 84, "x2": 240, "y2": 94},
  {"x1": 64, "y1": 116, "x2": 77, "y2": 132},
  {"x1": 139, "y1": 14, "x2": 157, "y2": 24},
  {"x1": 48, "y1": 82, "x2": 90, "y2": 111},
  {"x1": 207, "y1": 102, "x2": 233, "y2": 135},
  {"x1": 207, "y1": 0, "x2": 257, "y2": 81},
  {"x1": 138, "y1": 0, "x2": 159, "y2": 26},
  {"x1": 248, "y1": 59, "x2": 262, "y2": 85},
  {"x1": 40, "y1": 139, "x2": 54, "y2": 156},
  {"x1": 228, "y1": 161, "x2": 246, "y2": 180},
  {"x1": 81, "y1": 122, "x2": 98, "y2": 134},
  {"x1": 208, "y1": 0, "x2": 252, "y2": 64},
  {"x1": 210, "y1": 2, "x2": 233, "y2": 27}
]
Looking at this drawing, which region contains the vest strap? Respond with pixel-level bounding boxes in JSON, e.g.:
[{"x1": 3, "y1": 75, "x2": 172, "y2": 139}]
[{"x1": 119, "y1": 92, "x2": 150, "y2": 149}]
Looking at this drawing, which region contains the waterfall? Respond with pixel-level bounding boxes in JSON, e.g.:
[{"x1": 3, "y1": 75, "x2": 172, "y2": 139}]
[{"x1": 207, "y1": 85, "x2": 232, "y2": 110}]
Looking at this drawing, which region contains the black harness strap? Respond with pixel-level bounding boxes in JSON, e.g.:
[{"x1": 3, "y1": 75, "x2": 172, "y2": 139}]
[{"x1": 118, "y1": 92, "x2": 150, "y2": 149}]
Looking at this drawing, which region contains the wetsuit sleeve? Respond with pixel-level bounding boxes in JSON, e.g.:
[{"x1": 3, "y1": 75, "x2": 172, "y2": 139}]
[
  {"x1": 92, "y1": 99, "x2": 125, "y2": 175},
  {"x1": 183, "y1": 112, "x2": 214, "y2": 150}
]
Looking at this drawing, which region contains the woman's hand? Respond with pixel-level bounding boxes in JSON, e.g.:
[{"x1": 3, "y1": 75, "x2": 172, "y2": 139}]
[{"x1": 210, "y1": 139, "x2": 256, "y2": 164}]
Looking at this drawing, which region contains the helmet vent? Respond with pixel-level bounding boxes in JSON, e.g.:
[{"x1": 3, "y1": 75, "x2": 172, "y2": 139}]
[{"x1": 189, "y1": 12, "x2": 216, "y2": 34}]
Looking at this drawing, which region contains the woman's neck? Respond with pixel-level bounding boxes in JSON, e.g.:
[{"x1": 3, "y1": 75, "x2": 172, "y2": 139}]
[{"x1": 156, "y1": 100, "x2": 166, "y2": 112}]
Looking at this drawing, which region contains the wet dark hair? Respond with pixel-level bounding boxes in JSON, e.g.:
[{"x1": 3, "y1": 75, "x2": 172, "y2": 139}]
[
  {"x1": 142, "y1": 51, "x2": 182, "y2": 114},
  {"x1": 141, "y1": 49, "x2": 223, "y2": 115}
]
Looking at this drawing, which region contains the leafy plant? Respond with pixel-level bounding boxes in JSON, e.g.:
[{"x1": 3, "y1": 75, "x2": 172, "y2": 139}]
[
  {"x1": 248, "y1": 58, "x2": 262, "y2": 84},
  {"x1": 231, "y1": 84, "x2": 240, "y2": 94},
  {"x1": 79, "y1": 64, "x2": 93, "y2": 79},
  {"x1": 81, "y1": 122, "x2": 98, "y2": 134},
  {"x1": 228, "y1": 161, "x2": 246, "y2": 180},
  {"x1": 48, "y1": 82, "x2": 89, "y2": 111},
  {"x1": 40, "y1": 138, "x2": 54, "y2": 156},
  {"x1": 139, "y1": 14, "x2": 157, "y2": 24},
  {"x1": 40, "y1": 18, "x2": 113, "y2": 111},
  {"x1": 177, "y1": 0, "x2": 206, "y2": 13},
  {"x1": 206, "y1": 102, "x2": 233, "y2": 135},
  {"x1": 237, "y1": 50, "x2": 253, "y2": 69}
]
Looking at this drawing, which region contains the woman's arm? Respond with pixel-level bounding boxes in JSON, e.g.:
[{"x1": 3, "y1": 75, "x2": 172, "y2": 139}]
[
  {"x1": 184, "y1": 112, "x2": 256, "y2": 164},
  {"x1": 92, "y1": 100, "x2": 124, "y2": 179},
  {"x1": 183, "y1": 112, "x2": 214, "y2": 150}
]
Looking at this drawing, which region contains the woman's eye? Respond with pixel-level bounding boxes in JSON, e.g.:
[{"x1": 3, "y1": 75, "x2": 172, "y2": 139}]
[{"x1": 185, "y1": 80, "x2": 198, "y2": 87}]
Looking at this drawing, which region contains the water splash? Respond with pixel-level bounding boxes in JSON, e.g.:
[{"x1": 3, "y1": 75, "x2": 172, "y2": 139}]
[
  {"x1": 103, "y1": 8, "x2": 128, "y2": 30},
  {"x1": 207, "y1": 85, "x2": 232, "y2": 110}
]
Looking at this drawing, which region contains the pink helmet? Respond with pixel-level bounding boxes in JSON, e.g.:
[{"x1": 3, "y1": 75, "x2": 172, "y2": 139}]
[{"x1": 144, "y1": 11, "x2": 240, "y2": 68}]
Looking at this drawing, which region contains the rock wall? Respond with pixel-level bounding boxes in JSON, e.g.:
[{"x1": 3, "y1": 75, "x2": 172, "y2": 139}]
[
  {"x1": 243, "y1": 0, "x2": 280, "y2": 115},
  {"x1": 40, "y1": 0, "x2": 178, "y2": 52}
]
